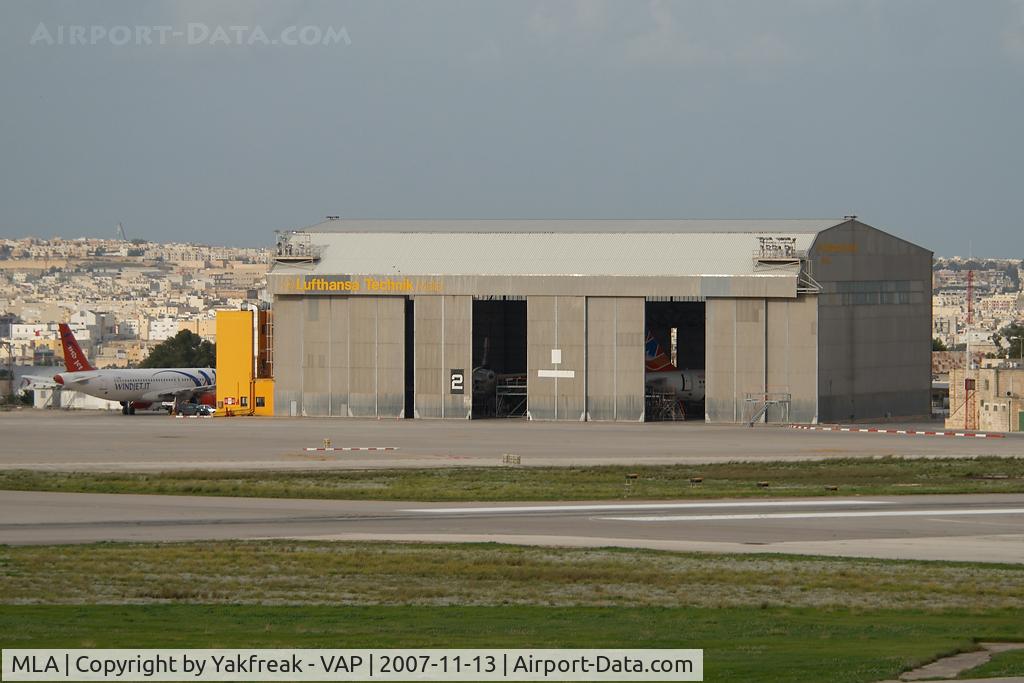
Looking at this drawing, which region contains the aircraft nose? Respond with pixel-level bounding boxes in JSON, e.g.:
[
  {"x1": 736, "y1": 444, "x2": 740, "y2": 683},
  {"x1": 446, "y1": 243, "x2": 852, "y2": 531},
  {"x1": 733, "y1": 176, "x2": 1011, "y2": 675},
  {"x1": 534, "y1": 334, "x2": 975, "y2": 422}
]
[{"x1": 53, "y1": 374, "x2": 64, "y2": 385}]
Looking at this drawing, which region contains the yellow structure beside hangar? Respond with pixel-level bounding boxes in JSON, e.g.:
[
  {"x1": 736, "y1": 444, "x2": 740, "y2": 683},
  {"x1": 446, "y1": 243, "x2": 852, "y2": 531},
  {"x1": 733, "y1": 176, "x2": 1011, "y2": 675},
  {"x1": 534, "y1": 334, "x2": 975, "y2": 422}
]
[{"x1": 215, "y1": 309, "x2": 274, "y2": 416}]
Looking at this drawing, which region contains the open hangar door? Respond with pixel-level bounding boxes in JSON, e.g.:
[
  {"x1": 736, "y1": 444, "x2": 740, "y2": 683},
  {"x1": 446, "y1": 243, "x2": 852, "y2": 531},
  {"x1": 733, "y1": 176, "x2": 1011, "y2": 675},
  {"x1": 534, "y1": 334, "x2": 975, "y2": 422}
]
[
  {"x1": 472, "y1": 297, "x2": 528, "y2": 418},
  {"x1": 644, "y1": 299, "x2": 706, "y2": 421}
]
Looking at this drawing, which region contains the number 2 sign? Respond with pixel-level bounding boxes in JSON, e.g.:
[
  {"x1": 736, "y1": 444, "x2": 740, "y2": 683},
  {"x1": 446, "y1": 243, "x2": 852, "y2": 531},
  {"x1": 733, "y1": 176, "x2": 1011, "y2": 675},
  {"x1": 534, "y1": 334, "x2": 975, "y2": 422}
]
[{"x1": 450, "y1": 369, "x2": 465, "y2": 394}]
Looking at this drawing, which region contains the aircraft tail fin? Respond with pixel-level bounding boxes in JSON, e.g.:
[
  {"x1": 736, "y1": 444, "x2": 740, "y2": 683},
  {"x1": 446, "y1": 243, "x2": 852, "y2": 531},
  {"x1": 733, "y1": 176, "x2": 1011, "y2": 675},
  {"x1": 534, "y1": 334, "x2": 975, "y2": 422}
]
[
  {"x1": 645, "y1": 330, "x2": 677, "y2": 372},
  {"x1": 58, "y1": 323, "x2": 96, "y2": 372}
]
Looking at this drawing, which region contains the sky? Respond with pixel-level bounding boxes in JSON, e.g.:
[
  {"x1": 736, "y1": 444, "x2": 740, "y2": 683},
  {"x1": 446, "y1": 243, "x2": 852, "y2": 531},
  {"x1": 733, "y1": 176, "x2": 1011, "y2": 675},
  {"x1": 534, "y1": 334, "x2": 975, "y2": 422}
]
[{"x1": 1, "y1": 0, "x2": 1022, "y2": 256}]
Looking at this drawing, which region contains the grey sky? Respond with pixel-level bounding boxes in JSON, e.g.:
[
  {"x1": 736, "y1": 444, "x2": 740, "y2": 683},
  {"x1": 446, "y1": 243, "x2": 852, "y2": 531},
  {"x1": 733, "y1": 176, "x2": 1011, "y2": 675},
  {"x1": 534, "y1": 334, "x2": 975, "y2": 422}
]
[{"x1": 1, "y1": 1, "x2": 1022, "y2": 256}]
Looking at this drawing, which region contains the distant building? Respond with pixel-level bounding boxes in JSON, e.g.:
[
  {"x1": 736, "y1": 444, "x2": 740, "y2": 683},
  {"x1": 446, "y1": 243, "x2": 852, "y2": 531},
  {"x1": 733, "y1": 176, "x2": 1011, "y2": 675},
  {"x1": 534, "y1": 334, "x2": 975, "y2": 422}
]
[
  {"x1": 947, "y1": 359, "x2": 1024, "y2": 432},
  {"x1": 148, "y1": 317, "x2": 179, "y2": 341}
]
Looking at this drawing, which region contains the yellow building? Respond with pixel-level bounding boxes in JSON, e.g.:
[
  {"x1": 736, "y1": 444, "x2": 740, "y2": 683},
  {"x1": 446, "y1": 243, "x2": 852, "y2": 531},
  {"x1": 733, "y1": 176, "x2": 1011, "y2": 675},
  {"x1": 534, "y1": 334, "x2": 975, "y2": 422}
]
[{"x1": 215, "y1": 310, "x2": 274, "y2": 416}]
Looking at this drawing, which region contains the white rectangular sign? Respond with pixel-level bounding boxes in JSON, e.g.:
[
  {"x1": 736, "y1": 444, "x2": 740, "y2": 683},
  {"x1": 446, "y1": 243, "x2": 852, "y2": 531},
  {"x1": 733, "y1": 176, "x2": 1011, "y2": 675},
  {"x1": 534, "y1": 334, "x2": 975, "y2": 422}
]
[{"x1": 2, "y1": 649, "x2": 703, "y2": 681}]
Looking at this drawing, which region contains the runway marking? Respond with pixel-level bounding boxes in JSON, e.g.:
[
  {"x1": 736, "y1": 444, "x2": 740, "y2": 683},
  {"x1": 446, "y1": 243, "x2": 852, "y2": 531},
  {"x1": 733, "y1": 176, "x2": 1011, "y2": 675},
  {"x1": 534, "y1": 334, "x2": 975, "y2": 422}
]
[
  {"x1": 599, "y1": 508, "x2": 1024, "y2": 522},
  {"x1": 790, "y1": 425, "x2": 1005, "y2": 438},
  {"x1": 304, "y1": 447, "x2": 399, "y2": 452},
  {"x1": 402, "y1": 500, "x2": 892, "y2": 514}
]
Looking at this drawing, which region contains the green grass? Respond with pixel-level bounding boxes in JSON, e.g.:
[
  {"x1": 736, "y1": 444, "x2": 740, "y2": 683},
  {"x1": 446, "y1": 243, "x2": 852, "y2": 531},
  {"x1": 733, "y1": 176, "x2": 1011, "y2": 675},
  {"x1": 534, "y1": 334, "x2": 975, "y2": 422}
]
[
  {"x1": 958, "y1": 649, "x2": 1024, "y2": 678},
  {"x1": 1, "y1": 605, "x2": 1022, "y2": 683},
  {"x1": 2, "y1": 456, "x2": 1024, "y2": 501},
  {"x1": 3, "y1": 542, "x2": 1023, "y2": 681},
  {"x1": 3, "y1": 541, "x2": 1023, "y2": 609}
]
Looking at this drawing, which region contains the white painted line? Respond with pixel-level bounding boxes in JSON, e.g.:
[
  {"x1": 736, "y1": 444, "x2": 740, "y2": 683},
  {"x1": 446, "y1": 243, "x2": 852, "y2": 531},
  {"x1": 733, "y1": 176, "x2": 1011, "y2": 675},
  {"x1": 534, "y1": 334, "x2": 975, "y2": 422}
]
[
  {"x1": 303, "y1": 447, "x2": 399, "y2": 452},
  {"x1": 538, "y1": 369, "x2": 575, "y2": 379},
  {"x1": 402, "y1": 500, "x2": 893, "y2": 514},
  {"x1": 790, "y1": 424, "x2": 1005, "y2": 438},
  {"x1": 600, "y1": 508, "x2": 1024, "y2": 522}
]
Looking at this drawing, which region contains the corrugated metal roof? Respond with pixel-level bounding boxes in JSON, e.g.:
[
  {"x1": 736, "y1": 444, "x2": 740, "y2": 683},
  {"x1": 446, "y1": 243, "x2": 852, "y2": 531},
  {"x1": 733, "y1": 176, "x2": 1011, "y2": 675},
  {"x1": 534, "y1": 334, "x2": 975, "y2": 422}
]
[
  {"x1": 275, "y1": 230, "x2": 823, "y2": 277},
  {"x1": 294, "y1": 218, "x2": 844, "y2": 234}
]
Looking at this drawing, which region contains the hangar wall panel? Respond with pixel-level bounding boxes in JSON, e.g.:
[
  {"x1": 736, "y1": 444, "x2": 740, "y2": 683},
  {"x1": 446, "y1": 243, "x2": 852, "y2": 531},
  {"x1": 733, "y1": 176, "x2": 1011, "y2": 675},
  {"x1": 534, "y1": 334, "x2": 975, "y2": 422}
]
[
  {"x1": 302, "y1": 298, "x2": 331, "y2": 416},
  {"x1": 528, "y1": 296, "x2": 585, "y2": 420},
  {"x1": 347, "y1": 297, "x2": 405, "y2": 418},
  {"x1": 734, "y1": 299, "x2": 767, "y2": 422},
  {"x1": 414, "y1": 295, "x2": 472, "y2": 418},
  {"x1": 273, "y1": 296, "x2": 302, "y2": 416},
  {"x1": 348, "y1": 297, "x2": 377, "y2": 417},
  {"x1": 443, "y1": 296, "x2": 473, "y2": 418},
  {"x1": 273, "y1": 295, "x2": 405, "y2": 418},
  {"x1": 328, "y1": 297, "x2": 350, "y2": 417},
  {"x1": 766, "y1": 297, "x2": 818, "y2": 423},
  {"x1": 705, "y1": 299, "x2": 765, "y2": 422},
  {"x1": 707, "y1": 297, "x2": 818, "y2": 423},
  {"x1": 414, "y1": 297, "x2": 442, "y2": 418},
  {"x1": 586, "y1": 297, "x2": 645, "y2": 421},
  {"x1": 376, "y1": 297, "x2": 406, "y2": 417},
  {"x1": 812, "y1": 222, "x2": 932, "y2": 421}
]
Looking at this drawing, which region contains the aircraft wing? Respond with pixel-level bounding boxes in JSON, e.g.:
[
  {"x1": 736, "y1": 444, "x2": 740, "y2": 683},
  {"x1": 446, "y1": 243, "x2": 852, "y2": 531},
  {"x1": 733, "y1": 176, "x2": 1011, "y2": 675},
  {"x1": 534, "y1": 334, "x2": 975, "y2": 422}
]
[
  {"x1": 55, "y1": 372, "x2": 98, "y2": 386},
  {"x1": 18, "y1": 375, "x2": 56, "y2": 391},
  {"x1": 142, "y1": 385, "x2": 216, "y2": 403}
]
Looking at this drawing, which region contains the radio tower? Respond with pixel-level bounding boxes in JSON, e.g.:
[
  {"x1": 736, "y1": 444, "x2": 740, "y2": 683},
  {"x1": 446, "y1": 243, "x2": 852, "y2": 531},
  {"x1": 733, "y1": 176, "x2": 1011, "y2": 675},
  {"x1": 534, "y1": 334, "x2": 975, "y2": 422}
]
[
  {"x1": 116, "y1": 222, "x2": 127, "y2": 241},
  {"x1": 963, "y1": 268, "x2": 977, "y2": 429}
]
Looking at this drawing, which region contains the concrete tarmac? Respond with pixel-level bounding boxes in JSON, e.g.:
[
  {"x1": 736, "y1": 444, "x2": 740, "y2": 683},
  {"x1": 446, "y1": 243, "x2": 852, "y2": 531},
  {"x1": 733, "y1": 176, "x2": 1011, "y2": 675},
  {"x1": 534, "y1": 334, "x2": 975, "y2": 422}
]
[
  {"x1": 1, "y1": 411, "x2": 1021, "y2": 472},
  {"x1": 2, "y1": 490, "x2": 1022, "y2": 563}
]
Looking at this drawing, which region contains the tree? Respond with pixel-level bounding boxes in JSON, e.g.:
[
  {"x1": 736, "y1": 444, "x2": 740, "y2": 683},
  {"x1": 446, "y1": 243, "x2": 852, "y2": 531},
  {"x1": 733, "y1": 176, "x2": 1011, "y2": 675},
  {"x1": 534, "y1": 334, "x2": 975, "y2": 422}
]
[
  {"x1": 998, "y1": 322, "x2": 1024, "y2": 360},
  {"x1": 140, "y1": 330, "x2": 215, "y2": 368},
  {"x1": 1005, "y1": 262, "x2": 1021, "y2": 290},
  {"x1": 932, "y1": 337, "x2": 948, "y2": 352}
]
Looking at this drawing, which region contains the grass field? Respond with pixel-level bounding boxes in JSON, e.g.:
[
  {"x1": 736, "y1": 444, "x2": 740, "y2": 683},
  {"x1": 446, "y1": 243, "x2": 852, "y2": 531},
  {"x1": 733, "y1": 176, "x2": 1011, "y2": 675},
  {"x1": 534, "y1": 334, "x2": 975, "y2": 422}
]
[
  {"x1": 3, "y1": 542, "x2": 1023, "y2": 681},
  {"x1": 2, "y1": 456, "x2": 1024, "y2": 501},
  {"x1": 958, "y1": 649, "x2": 1024, "y2": 678},
  {"x1": 2, "y1": 605, "x2": 1023, "y2": 683},
  {"x1": 4, "y1": 541, "x2": 1024, "y2": 609}
]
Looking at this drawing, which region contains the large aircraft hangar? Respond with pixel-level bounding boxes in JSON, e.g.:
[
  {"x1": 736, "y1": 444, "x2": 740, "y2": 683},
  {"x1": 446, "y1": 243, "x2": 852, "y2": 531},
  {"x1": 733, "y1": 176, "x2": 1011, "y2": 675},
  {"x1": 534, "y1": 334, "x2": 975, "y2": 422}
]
[{"x1": 267, "y1": 218, "x2": 932, "y2": 424}]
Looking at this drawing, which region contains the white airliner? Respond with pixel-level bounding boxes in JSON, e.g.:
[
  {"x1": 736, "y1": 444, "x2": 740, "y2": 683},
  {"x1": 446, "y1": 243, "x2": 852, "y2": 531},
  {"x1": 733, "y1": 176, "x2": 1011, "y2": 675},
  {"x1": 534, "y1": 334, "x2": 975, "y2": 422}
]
[
  {"x1": 53, "y1": 323, "x2": 216, "y2": 415},
  {"x1": 645, "y1": 331, "x2": 706, "y2": 403}
]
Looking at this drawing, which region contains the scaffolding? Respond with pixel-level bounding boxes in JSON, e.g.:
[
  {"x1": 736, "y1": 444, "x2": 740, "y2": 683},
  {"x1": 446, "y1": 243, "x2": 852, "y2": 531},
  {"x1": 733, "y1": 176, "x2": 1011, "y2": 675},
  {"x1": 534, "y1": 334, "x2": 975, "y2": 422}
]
[
  {"x1": 272, "y1": 231, "x2": 322, "y2": 264},
  {"x1": 495, "y1": 374, "x2": 528, "y2": 418},
  {"x1": 752, "y1": 236, "x2": 820, "y2": 294},
  {"x1": 645, "y1": 390, "x2": 686, "y2": 421},
  {"x1": 743, "y1": 392, "x2": 792, "y2": 426}
]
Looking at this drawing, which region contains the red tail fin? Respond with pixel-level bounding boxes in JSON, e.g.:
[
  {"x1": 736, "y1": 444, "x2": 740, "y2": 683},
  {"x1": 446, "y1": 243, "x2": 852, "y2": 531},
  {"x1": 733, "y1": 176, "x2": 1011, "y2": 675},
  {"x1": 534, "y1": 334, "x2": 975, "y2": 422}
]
[
  {"x1": 645, "y1": 331, "x2": 677, "y2": 372},
  {"x1": 58, "y1": 323, "x2": 95, "y2": 372}
]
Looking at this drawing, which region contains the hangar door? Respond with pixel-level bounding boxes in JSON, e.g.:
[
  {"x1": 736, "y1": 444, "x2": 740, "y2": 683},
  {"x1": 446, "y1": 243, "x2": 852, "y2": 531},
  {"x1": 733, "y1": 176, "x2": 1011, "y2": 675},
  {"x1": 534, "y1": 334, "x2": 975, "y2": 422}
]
[
  {"x1": 586, "y1": 297, "x2": 645, "y2": 421},
  {"x1": 527, "y1": 296, "x2": 585, "y2": 420},
  {"x1": 274, "y1": 295, "x2": 405, "y2": 418}
]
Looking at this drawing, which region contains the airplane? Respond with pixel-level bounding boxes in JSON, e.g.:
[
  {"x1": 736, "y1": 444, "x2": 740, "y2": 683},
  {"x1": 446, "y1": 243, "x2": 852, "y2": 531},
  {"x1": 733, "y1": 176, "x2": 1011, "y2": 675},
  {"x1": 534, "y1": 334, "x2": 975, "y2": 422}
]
[
  {"x1": 645, "y1": 331, "x2": 705, "y2": 404},
  {"x1": 17, "y1": 374, "x2": 56, "y2": 392},
  {"x1": 52, "y1": 323, "x2": 216, "y2": 415}
]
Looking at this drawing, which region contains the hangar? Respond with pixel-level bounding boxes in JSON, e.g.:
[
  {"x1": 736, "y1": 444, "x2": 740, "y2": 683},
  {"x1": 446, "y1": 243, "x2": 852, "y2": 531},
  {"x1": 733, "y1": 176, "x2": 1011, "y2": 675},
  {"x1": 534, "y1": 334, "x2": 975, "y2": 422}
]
[{"x1": 267, "y1": 218, "x2": 932, "y2": 424}]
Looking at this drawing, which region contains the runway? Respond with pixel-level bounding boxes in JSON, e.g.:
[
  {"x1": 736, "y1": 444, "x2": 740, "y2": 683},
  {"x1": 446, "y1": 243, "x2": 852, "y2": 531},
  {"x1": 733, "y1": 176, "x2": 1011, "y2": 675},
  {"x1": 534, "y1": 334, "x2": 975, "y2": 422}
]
[
  {"x1": 2, "y1": 490, "x2": 1022, "y2": 563},
  {"x1": 1, "y1": 411, "x2": 1022, "y2": 472}
]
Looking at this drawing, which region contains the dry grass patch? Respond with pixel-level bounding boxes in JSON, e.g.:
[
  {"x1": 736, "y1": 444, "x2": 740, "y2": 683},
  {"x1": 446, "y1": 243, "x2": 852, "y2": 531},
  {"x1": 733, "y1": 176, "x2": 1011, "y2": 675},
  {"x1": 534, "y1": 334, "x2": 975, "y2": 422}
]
[{"x1": 1, "y1": 541, "x2": 1022, "y2": 609}]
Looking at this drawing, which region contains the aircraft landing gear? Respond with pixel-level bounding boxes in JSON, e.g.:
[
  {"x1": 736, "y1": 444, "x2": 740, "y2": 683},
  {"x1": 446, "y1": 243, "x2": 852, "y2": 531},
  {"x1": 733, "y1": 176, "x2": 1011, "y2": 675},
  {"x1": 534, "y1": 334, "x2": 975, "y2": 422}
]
[{"x1": 120, "y1": 402, "x2": 136, "y2": 415}]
